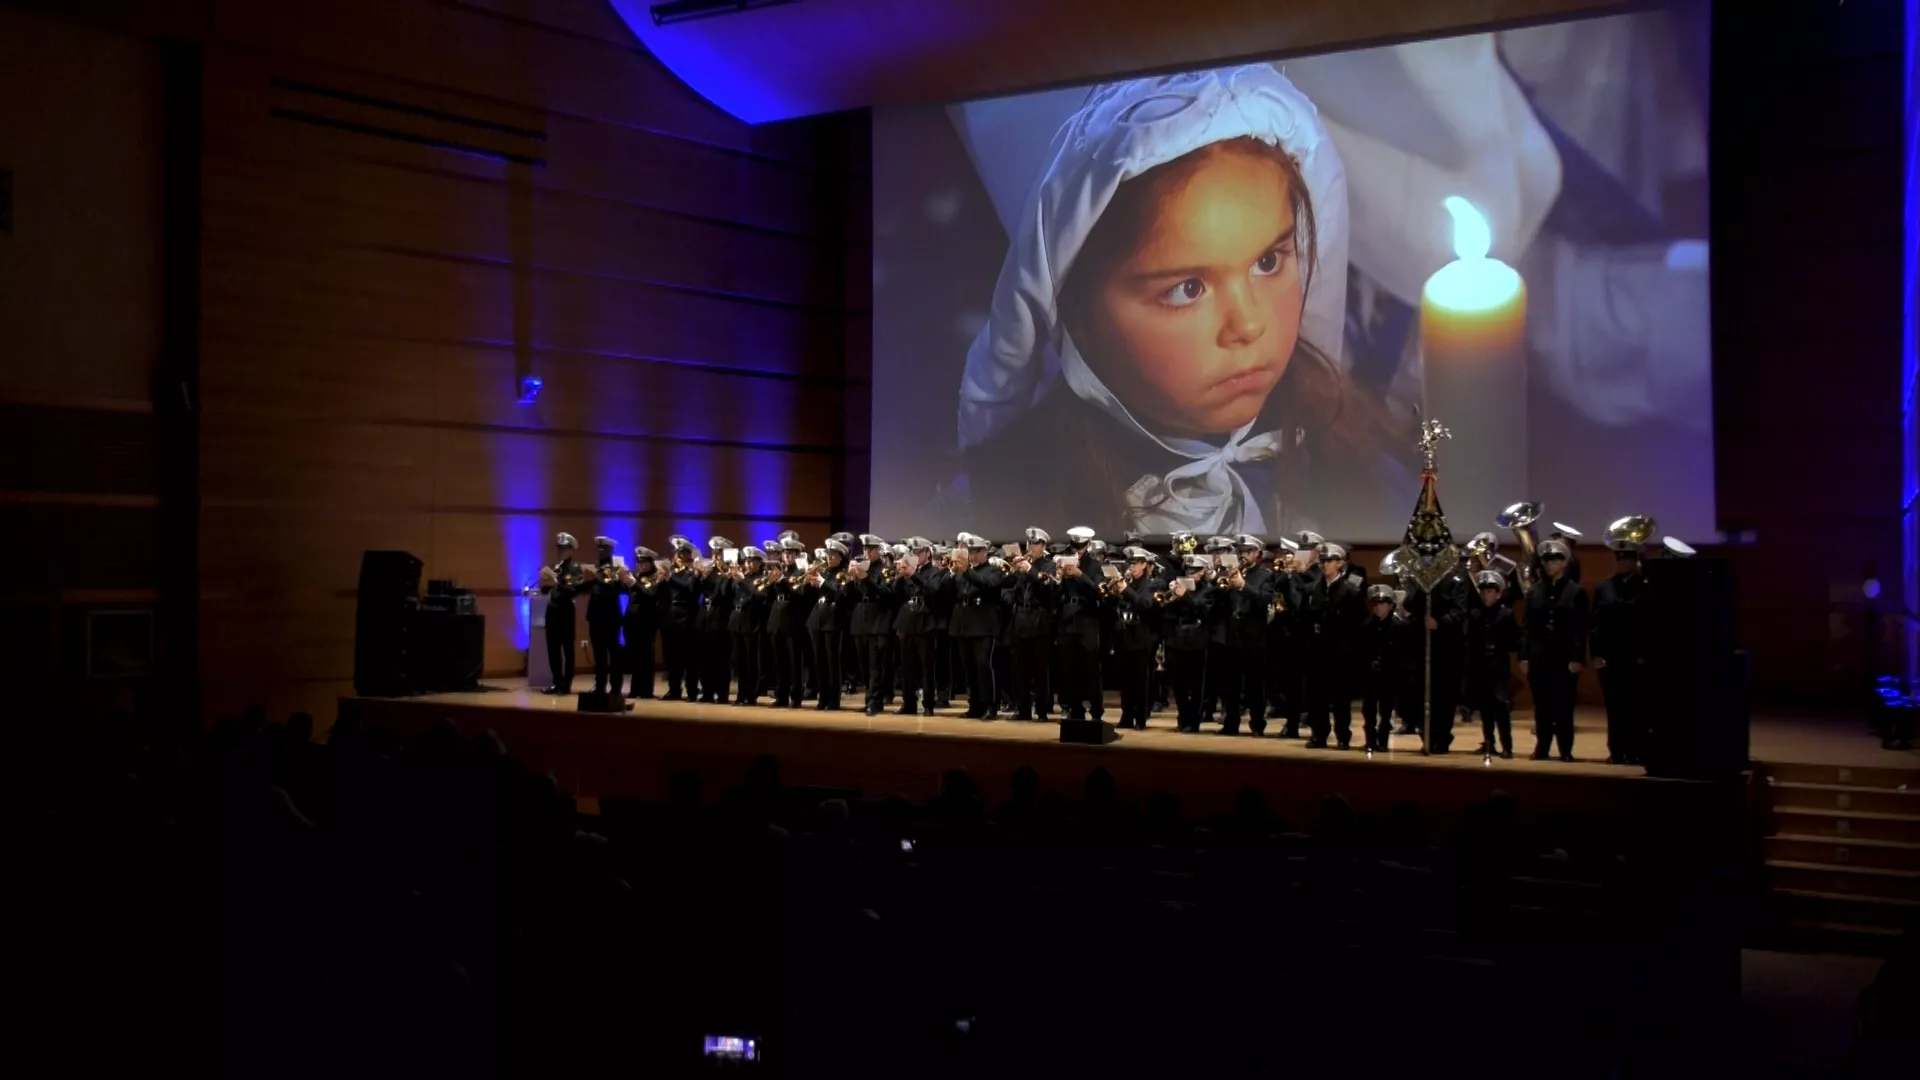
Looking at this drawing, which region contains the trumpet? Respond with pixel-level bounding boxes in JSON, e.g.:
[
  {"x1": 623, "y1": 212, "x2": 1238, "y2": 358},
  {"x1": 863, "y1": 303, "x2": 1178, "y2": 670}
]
[{"x1": 1097, "y1": 574, "x2": 1125, "y2": 598}]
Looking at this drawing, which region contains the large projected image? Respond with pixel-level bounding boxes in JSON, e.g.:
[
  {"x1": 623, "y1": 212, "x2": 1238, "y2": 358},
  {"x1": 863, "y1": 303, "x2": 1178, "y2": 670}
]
[{"x1": 871, "y1": 7, "x2": 1713, "y2": 545}]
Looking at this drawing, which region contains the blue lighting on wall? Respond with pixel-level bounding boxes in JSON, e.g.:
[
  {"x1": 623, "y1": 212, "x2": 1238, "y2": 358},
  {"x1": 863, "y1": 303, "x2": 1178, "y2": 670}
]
[
  {"x1": 490, "y1": 437, "x2": 553, "y2": 651},
  {"x1": 1903, "y1": 0, "x2": 1918, "y2": 688}
]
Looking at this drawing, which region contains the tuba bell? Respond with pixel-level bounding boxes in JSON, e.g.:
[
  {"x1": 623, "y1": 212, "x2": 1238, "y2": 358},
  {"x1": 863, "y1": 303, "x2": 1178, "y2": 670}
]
[
  {"x1": 1606, "y1": 514, "x2": 1657, "y2": 551},
  {"x1": 1497, "y1": 501, "x2": 1543, "y2": 579}
]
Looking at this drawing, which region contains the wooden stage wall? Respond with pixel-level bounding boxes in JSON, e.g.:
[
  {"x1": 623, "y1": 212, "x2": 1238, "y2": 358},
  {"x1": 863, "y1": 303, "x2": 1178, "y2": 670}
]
[{"x1": 192, "y1": 0, "x2": 872, "y2": 721}]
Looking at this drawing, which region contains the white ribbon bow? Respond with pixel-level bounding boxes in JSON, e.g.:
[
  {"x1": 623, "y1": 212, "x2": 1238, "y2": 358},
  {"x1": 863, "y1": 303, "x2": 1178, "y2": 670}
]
[{"x1": 1060, "y1": 337, "x2": 1285, "y2": 536}]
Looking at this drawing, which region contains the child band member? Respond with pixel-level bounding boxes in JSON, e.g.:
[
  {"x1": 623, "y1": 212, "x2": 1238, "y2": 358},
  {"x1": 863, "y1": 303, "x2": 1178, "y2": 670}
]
[
  {"x1": 1358, "y1": 583, "x2": 1408, "y2": 752},
  {"x1": 1465, "y1": 570, "x2": 1520, "y2": 758}
]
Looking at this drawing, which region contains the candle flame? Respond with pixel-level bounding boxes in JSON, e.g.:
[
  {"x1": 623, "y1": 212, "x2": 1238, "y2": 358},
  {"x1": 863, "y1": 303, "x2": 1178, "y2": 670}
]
[{"x1": 1443, "y1": 196, "x2": 1491, "y2": 261}]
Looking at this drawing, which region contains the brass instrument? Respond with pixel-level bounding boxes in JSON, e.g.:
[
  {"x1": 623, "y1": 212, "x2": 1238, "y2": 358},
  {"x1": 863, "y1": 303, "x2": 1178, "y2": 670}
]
[
  {"x1": 1606, "y1": 514, "x2": 1657, "y2": 550},
  {"x1": 1464, "y1": 533, "x2": 1496, "y2": 564},
  {"x1": 1496, "y1": 501, "x2": 1543, "y2": 571}
]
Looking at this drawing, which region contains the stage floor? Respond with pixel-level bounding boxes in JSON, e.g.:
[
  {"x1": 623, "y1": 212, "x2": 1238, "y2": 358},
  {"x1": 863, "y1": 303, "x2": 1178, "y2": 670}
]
[
  {"x1": 337, "y1": 677, "x2": 1911, "y2": 834},
  {"x1": 376, "y1": 677, "x2": 1915, "y2": 774}
]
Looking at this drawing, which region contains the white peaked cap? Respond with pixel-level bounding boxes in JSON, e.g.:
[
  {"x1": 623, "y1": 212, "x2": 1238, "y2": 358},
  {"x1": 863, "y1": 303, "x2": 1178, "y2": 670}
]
[
  {"x1": 825, "y1": 538, "x2": 849, "y2": 556},
  {"x1": 1551, "y1": 522, "x2": 1583, "y2": 538},
  {"x1": 1066, "y1": 526, "x2": 1097, "y2": 542},
  {"x1": 859, "y1": 533, "x2": 886, "y2": 547},
  {"x1": 1124, "y1": 546, "x2": 1154, "y2": 561},
  {"x1": 953, "y1": 64, "x2": 1348, "y2": 451},
  {"x1": 633, "y1": 546, "x2": 659, "y2": 560},
  {"x1": 708, "y1": 536, "x2": 734, "y2": 551},
  {"x1": 556, "y1": 532, "x2": 577, "y2": 548},
  {"x1": 1320, "y1": 543, "x2": 1348, "y2": 560},
  {"x1": 594, "y1": 535, "x2": 615, "y2": 546},
  {"x1": 1024, "y1": 527, "x2": 1051, "y2": 543},
  {"x1": 1183, "y1": 554, "x2": 1211, "y2": 570}
]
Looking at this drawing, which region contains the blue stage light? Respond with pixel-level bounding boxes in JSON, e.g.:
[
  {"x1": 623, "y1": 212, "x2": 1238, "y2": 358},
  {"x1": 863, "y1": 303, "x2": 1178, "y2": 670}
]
[{"x1": 517, "y1": 374, "x2": 544, "y2": 406}]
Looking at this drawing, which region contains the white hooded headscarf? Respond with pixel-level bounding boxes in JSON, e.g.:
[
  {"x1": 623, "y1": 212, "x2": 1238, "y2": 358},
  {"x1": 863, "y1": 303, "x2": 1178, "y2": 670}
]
[{"x1": 951, "y1": 65, "x2": 1349, "y2": 536}]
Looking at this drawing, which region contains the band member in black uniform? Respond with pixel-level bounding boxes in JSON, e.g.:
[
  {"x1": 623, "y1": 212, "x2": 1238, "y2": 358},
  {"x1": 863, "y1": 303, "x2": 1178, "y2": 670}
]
[
  {"x1": 1217, "y1": 534, "x2": 1274, "y2": 735},
  {"x1": 1159, "y1": 555, "x2": 1212, "y2": 732},
  {"x1": 618, "y1": 545, "x2": 662, "y2": 699},
  {"x1": 894, "y1": 538, "x2": 951, "y2": 715},
  {"x1": 776, "y1": 532, "x2": 815, "y2": 701},
  {"x1": 1083, "y1": 539, "x2": 1114, "y2": 721},
  {"x1": 1053, "y1": 549, "x2": 1107, "y2": 721},
  {"x1": 727, "y1": 546, "x2": 773, "y2": 706},
  {"x1": 805, "y1": 538, "x2": 852, "y2": 711},
  {"x1": 534, "y1": 532, "x2": 581, "y2": 694},
  {"x1": 1304, "y1": 543, "x2": 1364, "y2": 749},
  {"x1": 1198, "y1": 536, "x2": 1237, "y2": 725},
  {"x1": 1548, "y1": 523, "x2": 1585, "y2": 584},
  {"x1": 1523, "y1": 539, "x2": 1588, "y2": 760},
  {"x1": 655, "y1": 536, "x2": 701, "y2": 700},
  {"x1": 1262, "y1": 541, "x2": 1302, "y2": 730},
  {"x1": 1591, "y1": 524, "x2": 1650, "y2": 765},
  {"x1": 829, "y1": 531, "x2": 862, "y2": 698},
  {"x1": 1402, "y1": 558, "x2": 1471, "y2": 753},
  {"x1": 1357, "y1": 583, "x2": 1409, "y2": 751},
  {"x1": 765, "y1": 544, "x2": 807, "y2": 709},
  {"x1": 853, "y1": 535, "x2": 893, "y2": 712},
  {"x1": 697, "y1": 537, "x2": 735, "y2": 703},
  {"x1": 1283, "y1": 532, "x2": 1327, "y2": 736},
  {"x1": 1466, "y1": 532, "x2": 1526, "y2": 609},
  {"x1": 949, "y1": 535, "x2": 1005, "y2": 719},
  {"x1": 1465, "y1": 569, "x2": 1520, "y2": 758},
  {"x1": 1006, "y1": 528, "x2": 1057, "y2": 721},
  {"x1": 1113, "y1": 548, "x2": 1161, "y2": 729},
  {"x1": 585, "y1": 536, "x2": 625, "y2": 695}
]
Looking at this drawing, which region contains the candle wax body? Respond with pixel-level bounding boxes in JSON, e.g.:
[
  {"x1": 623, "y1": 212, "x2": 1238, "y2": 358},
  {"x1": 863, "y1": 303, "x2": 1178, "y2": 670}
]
[{"x1": 1419, "y1": 258, "x2": 1528, "y2": 530}]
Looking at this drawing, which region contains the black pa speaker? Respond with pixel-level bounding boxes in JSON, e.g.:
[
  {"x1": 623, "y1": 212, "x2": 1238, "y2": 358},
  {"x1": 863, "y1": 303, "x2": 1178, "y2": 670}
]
[
  {"x1": 1641, "y1": 557, "x2": 1745, "y2": 779},
  {"x1": 354, "y1": 550, "x2": 425, "y2": 697}
]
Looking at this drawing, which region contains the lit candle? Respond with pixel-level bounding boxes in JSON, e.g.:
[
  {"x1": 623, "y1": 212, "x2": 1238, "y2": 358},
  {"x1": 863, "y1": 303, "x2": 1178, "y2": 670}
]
[{"x1": 1419, "y1": 196, "x2": 1528, "y2": 526}]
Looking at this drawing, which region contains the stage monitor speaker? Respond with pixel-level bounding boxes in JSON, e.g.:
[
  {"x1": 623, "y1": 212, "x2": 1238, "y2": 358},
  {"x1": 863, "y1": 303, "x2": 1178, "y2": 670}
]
[
  {"x1": 1059, "y1": 718, "x2": 1115, "y2": 745},
  {"x1": 577, "y1": 691, "x2": 628, "y2": 714},
  {"x1": 1641, "y1": 557, "x2": 1745, "y2": 779}
]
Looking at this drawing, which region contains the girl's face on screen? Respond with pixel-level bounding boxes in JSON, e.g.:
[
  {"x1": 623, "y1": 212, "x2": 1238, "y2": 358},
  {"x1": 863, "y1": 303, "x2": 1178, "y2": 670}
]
[{"x1": 1068, "y1": 143, "x2": 1305, "y2": 437}]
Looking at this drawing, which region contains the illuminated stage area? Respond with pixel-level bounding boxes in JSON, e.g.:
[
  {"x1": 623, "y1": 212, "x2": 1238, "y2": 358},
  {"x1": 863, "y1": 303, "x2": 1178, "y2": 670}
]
[{"x1": 335, "y1": 680, "x2": 1901, "y2": 842}]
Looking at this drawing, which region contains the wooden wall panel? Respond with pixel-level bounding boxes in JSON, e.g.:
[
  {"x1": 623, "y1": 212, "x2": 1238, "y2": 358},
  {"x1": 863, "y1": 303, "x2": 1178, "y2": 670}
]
[
  {"x1": 195, "y1": 0, "x2": 866, "y2": 720},
  {"x1": 201, "y1": 336, "x2": 848, "y2": 445},
  {"x1": 202, "y1": 245, "x2": 841, "y2": 378}
]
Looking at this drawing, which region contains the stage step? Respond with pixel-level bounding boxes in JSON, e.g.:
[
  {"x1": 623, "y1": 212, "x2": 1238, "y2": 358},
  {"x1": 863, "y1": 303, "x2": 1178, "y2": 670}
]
[
  {"x1": 1764, "y1": 860, "x2": 1920, "y2": 901},
  {"x1": 1759, "y1": 761, "x2": 1919, "y2": 791},
  {"x1": 1766, "y1": 806, "x2": 1920, "y2": 844},
  {"x1": 1779, "y1": 918, "x2": 1906, "y2": 958},
  {"x1": 1772, "y1": 888, "x2": 1920, "y2": 932},
  {"x1": 1766, "y1": 780, "x2": 1920, "y2": 816},
  {"x1": 1766, "y1": 833, "x2": 1920, "y2": 873}
]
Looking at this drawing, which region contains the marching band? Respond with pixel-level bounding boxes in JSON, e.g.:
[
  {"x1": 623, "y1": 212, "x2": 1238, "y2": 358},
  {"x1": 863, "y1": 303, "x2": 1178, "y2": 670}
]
[{"x1": 525, "y1": 512, "x2": 1670, "y2": 764}]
